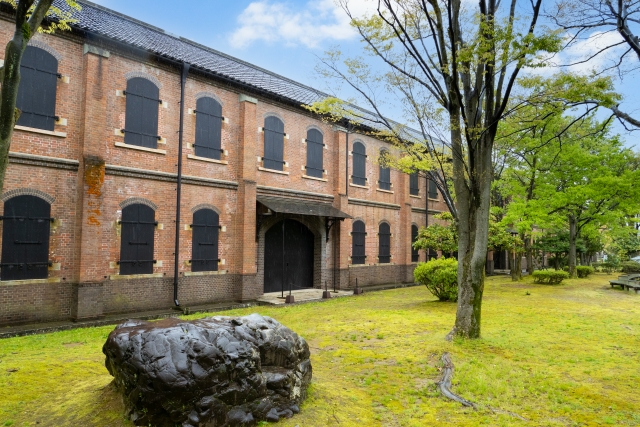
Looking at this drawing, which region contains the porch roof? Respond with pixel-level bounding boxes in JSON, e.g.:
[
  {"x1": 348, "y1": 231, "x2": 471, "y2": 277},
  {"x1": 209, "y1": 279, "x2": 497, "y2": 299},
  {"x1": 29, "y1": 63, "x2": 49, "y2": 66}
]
[{"x1": 257, "y1": 196, "x2": 351, "y2": 219}]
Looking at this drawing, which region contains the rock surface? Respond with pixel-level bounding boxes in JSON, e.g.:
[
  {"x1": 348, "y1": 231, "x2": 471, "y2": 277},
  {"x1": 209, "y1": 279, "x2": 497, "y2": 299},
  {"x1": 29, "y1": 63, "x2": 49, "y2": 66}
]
[{"x1": 103, "y1": 313, "x2": 312, "y2": 426}]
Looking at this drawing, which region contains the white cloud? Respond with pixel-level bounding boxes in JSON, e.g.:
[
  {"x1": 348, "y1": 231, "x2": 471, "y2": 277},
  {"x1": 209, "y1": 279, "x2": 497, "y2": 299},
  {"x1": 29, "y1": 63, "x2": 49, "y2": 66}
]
[
  {"x1": 229, "y1": 0, "x2": 375, "y2": 49},
  {"x1": 528, "y1": 30, "x2": 628, "y2": 77}
]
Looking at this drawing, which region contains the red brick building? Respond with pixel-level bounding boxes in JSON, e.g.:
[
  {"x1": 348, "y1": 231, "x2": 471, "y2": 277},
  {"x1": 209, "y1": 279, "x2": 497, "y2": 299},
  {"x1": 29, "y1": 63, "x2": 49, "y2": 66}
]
[{"x1": 0, "y1": 1, "x2": 448, "y2": 326}]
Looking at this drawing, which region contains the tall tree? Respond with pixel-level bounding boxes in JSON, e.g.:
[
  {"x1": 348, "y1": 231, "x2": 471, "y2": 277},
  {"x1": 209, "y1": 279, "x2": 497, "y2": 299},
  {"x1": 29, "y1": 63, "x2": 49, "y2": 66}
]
[
  {"x1": 533, "y1": 122, "x2": 640, "y2": 277},
  {"x1": 313, "y1": 0, "x2": 562, "y2": 339},
  {"x1": 0, "y1": 0, "x2": 79, "y2": 192},
  {"x1": 494, "y1": 73, "x2": 620, "y2": 277}
]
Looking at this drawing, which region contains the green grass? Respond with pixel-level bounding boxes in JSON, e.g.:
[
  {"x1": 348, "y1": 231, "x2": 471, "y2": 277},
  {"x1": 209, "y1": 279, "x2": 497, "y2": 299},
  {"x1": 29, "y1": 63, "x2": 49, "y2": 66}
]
[{"x1": 1, "y1": 274, "x2": 640, "y2": 426}]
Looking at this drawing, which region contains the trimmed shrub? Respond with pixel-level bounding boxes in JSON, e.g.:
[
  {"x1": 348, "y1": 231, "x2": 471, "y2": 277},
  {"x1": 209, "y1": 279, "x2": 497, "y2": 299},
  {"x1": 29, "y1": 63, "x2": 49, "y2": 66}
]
[
  {"x1": 576, "y1": 266, "x2": 595, "y2": 278},
  {"x1": 601, "y1": 261, "x2": 619, "y2": 273},
  {"x1": 532, "y1": 270, "x2": 570, "y2": 285},
  {"x1": 620, "y1": 261, "x2": 640, "y2": 274},
  {"x1": 414, "y1": 258, "x2": 458, "y2": 301}
]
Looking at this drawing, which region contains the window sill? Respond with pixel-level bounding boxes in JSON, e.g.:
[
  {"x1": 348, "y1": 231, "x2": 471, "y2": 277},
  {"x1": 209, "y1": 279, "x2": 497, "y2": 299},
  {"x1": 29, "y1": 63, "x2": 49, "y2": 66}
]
[
  {"x1": 187, "y1": 154, "x2": 228, "y2": 165},
  {"x1": 183, "y1": 270, "x2": 227, "y2": 277},
  {"x1": 115, "y1": 142, "x2": 166, "y2": 155},
  {"x1": 410, "y1": 194, "x2": 421, "y2": 199},
  {"x1": 302, "y1": 174, "x2": 327, "y2": 182},
  {"x1": 109, "y1": 273, "x2": 163, "y2": 280},
  {"x1": 348, "y1": 263, "x2": 370, "y2": 268},
  {"x1": 0, "y1": 277, "x2": 61, "y2": 286},
  {"x1": 428, "y1": 197, "x2": 439, "y2": 201},
  {"x1": 349, "y1": 183, "x2": 369, "y2": 190},
  {"x1": 258, "y1": 166, "x2": 289, "y2": 175},
  {"x1": 376, "y1": 188, "x2": 394, "y2": 194},
  {"x1": 14, "y1": 125, "x2": 66, "y2": 138},
  {"x1": 374, "y1": 262, "x2": 394, "y2": 266}
]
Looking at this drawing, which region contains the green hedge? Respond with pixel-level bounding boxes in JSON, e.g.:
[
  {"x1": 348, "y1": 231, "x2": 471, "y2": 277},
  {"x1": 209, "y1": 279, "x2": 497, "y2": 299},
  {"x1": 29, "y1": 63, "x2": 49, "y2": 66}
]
[
  {"x1": 576, "y1": 266, "x2": 595, "y2": 278},
  {"x1": 599, "y1": 261, "x2": 619, "y2": 273},
  {"x1": 414, "y1": 258, "x2": 458, "y2": 301},
  {"x1": 532, "y1": 270, "x2": 569, "y2": 285},
  {"x1": 620, "y1": 261, "x2": 640, "y2": 273}
]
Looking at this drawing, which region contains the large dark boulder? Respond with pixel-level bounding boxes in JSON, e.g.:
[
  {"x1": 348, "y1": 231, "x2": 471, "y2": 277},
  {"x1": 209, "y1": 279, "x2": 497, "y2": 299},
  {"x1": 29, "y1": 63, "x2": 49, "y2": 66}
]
[{"x1": 103, "y1": 313, "x2": 312, "y2": 426}]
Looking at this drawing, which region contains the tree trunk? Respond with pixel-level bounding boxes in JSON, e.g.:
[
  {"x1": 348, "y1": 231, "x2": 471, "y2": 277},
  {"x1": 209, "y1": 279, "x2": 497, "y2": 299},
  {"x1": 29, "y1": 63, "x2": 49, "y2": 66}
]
[
  {"x1": 0, "y1": 36, "x2": 27, "y2": 192},
  {"x1": 450, "y1": 121, "x2": 492, "y2": 339},
  {"x1": 0, "y1": 0, "x2": 53, "y2": 193},
  {"x1": 568, "y1": 214, "x2": 577, "y2": 278},
  {"x1": 525, "y1": 236, "x2": 534, "y2": 275},
  {"x1": 511, "y1": 251, "x2": 522, "y2": 281}
]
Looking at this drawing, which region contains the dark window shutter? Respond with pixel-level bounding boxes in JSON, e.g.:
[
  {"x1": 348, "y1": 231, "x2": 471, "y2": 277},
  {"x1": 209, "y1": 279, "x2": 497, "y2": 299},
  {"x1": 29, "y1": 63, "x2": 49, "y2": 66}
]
[
  {"x1": 263, "y1": 116, "x2": 284, "y2": 171},
  {"x1": 124, "y1": 78, "x2": 160, "y2": 149},
  {"x1": 119, "y1": 204, "x2": 155, "y2": 275},
  {"x1": 378, "y1": 222, "x2": 391, "y2": 263},
  {"x1": 351, "y1": 220, "x2": 366, "y2": 265},
  {"x1": 378, "y1": 150, "x2": 391, "y2": 190},
  {"x1": 195, "y1": 97, "x2": 223, "y2": 160},
  {"x1": 1, "y1": 195, "x2": 51, "y2": 281},
  {"x1": 429, "y1": 179, "x2": 438, "y2": 199},
  {"x1": 352, "y1": 142, "x2": 367, "y2": 186},
  {"x1": 411, "y1": 225, "x2": 419, "y2": 262},
  {"x1": 305, "y1": 128, "x2": 324, "y2": 178},
  {"x1": 191, "y1": 209, "x2": 219, "y2": 272},
  {"x1": 410, "y1": 172, "x2": 419, "y2": 195},
  {"x1": 16, "y1": 47, "x2": 58, "y2": 131}
]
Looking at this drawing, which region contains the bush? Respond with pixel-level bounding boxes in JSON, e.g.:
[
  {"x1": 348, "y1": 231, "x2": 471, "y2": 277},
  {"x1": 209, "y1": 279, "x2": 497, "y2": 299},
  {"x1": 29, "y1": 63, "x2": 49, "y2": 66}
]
[
  {"x1": 532, "y1": 270, "x2": 570, "y2": 285},
  {"x1": 620, "y1": 261, "x2": 640, "y2": 273},
  {"x1": 601, "y1": 261, "x2": 619, "y2": 273},
  {"x1": 414, "y1": 258, "x2": 458, "y2": 301},
  {"x1": 576, "y1": 266, "x2": 595, "y2": 278}
]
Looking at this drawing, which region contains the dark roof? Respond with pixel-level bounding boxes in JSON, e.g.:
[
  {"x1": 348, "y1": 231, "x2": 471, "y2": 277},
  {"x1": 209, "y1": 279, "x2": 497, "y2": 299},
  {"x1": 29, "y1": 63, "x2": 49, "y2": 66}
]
[
  {"x1": 257, "y1": 197, "x2": 351, "y2": 219},
  {"x1": 61, "y1": 0, "x2": 327, "y2": 105},
  {"x1": 56, "y1": 0, "x2": 426, "y2": 142}
]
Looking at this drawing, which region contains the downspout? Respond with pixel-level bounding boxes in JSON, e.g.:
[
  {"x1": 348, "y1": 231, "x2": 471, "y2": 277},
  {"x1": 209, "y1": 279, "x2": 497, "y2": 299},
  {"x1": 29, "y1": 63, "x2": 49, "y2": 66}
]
[
  {"x1": 425, "y1": 173, "x2": 429, "y2": 259},
  {"x1": 174, "y1": 62, "x2": 190, "y2": 307},
  {"x1": 345, "y1": 124, "x2": 349, "y2": 197}
]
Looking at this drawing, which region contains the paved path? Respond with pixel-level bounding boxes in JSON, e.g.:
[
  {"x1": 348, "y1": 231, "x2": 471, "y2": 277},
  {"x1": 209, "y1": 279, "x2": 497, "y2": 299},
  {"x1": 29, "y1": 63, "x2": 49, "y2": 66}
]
[{"x1": 257, "y1": 288, "x2": 353, "y2": 305}]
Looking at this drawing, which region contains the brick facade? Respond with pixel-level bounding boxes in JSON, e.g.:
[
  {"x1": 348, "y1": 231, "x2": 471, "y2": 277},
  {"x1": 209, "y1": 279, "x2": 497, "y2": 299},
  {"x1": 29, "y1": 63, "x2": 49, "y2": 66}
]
[{"x1": 0, "y1": 14, "x2": 448, "y2": 326}]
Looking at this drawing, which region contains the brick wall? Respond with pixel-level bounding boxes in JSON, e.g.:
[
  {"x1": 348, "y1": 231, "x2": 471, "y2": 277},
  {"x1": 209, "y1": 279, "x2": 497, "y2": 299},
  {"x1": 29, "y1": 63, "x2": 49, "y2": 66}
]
[{"x1": 0, "y1": 18, "x2": 450, "y2": 326}]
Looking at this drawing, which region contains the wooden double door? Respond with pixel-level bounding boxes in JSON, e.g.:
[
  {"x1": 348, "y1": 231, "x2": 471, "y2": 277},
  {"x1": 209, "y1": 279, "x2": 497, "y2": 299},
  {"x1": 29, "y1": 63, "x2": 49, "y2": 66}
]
[{"x1": 264, "y1": 219, "x2": 314, "y2": 293}]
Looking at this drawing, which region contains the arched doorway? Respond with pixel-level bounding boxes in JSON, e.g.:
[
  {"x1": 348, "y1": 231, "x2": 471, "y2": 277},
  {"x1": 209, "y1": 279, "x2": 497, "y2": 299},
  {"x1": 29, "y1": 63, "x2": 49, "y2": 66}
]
[{"x1": 264, "y1": 219, "x2": 314, "y2": 293}]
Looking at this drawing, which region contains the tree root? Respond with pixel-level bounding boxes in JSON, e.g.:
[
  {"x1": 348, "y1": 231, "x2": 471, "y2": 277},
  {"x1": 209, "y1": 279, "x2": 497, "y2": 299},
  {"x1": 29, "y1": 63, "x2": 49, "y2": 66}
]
[
  {"x1": 437, "y1": 353, "x2": 529, "y2": 421},
  {"x1": 437, "y1": 352, "x2": 476, "y2": 408}
]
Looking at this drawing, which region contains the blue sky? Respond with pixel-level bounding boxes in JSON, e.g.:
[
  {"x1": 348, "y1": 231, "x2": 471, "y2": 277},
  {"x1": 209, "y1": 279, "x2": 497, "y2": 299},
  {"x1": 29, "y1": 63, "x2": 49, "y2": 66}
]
[{"x1": 90, "y1": 0, "x2": 638, "y2": 149}]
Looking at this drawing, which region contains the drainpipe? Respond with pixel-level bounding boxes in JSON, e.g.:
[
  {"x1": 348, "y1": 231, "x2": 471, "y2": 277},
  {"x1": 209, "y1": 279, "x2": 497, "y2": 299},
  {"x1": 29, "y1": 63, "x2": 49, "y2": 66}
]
[
  {"x1": 345, "y1": 124, "x2": 349, "y2": 197},
  {"x1": 425, "y1": 173, "x2": 429, "y2": 259},
  {"x1": 174, "y1": 62, "x2": 190, "y2": 307}
]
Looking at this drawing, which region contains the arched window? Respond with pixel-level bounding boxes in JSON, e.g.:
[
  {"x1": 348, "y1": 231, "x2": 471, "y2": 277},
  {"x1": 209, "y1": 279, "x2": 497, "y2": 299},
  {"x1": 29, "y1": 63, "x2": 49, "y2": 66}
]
[
  {"x1": 119, "y1": 203, "x2": 156, "y2": 275},
  {"x1": 195, "y1": 97, "x2": 223, "y2": 160},
  {"x1": 191, "y1": 209, "x2": 220, "y2": 272},
  {"x1": 124, "y1": 77, "x2": 161, "y2": 149},
  {"x1": 351, "y1": 220, "x2": 366, "y2": 265},
  {"x1": 16, "y1": 46, "x2": 59, "y2": 131},
  {"x1": 378, "y1": 149, "x2": 391, "y2": 190},
  {"x1": 409, "y1": 172, "x2": 419, "y2": 196},
  {"x1": 263, "y1": 116, "x2": 285, "y2": 171},
  {"x1": 411, "y1": 224, "x2": 419, "y2": 262},
  {"x1": 428, "y1": 179, "x2": 438, "y2": 199},
  {"x1": 305, "y1": 128, "x2": 324, "y2": 178},
  {"x1": 352, "y1": 141, "x2": 367, "y2": 186},
  {"x1": 1, "y1": 195, "x2": 52, "y2": 281},
  {"x1": 378, "y1": 222, "x2": 391, "y2": 263}
]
